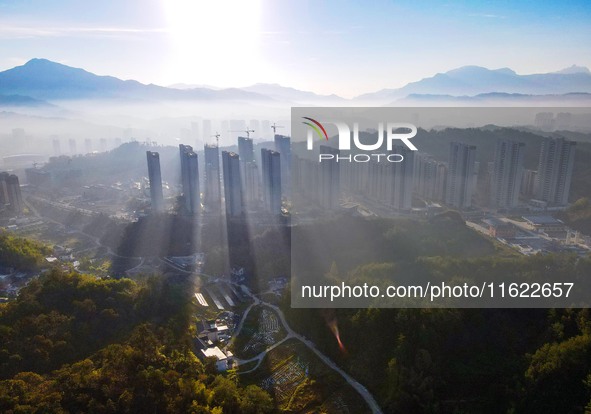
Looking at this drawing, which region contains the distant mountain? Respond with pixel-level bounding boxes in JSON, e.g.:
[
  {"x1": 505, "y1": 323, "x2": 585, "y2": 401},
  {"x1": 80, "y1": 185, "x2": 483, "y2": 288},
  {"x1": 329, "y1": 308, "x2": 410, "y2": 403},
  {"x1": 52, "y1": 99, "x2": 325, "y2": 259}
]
[
  {"x1": 3, "y1": 59, "x2": 591, "y2": 106},
  {"x1": 0, "y1": 94, "x2": 54, "y2": 107},
  {"x1": 552, "y1": 65, "x2": 591, "y2": 75},
  {"x1": 168, "y1": 83, "x2": 223, "y2": 90},
  {"x1": 357, "y1": 65, "x2": 591, "y2": 102},
  {"x1": 240, "y1": 83, "x2": 346, "y2": 103},
  {"x1": 0, "y1": 59, "x2": 271, "y2": 102},
  {"x1": 398, "y1": 92, "x2": 591, "y2": 105}
]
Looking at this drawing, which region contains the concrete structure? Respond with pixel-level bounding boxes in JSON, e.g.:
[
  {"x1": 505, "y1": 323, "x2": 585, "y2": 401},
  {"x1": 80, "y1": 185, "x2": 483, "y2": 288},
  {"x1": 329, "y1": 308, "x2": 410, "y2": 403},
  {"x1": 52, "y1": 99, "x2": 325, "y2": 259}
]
[
  {"x1": 415, "y1": 153, "x2": 446, "y2": 201},
  {"x1": 222, "y1": 151, "x2": 243, "y2": 217},
  {"x1": 445, "y1": 142, "x2": 476, "y2": 209},
  {"x1": 261, "y1": 148, "x2": 282, "y2": 214},
  {"x1": 319, "y1": 145, "x2": 341, "y2": 210},
  {"x1": 238, "y1": 137, "x2": 259, "y2": 209},
  {"x1": 146, "y1": 151, "x2": 164, "y2": 212},
  {"x1": 274, "y1": 134, "x2": 291, "y2": 193},
  {"x1": 482, "y1": 218, "x2": 516, "y2": 238},
  {"x1": 535, "y1": 137, "x2": 576, "y2": 206},
  {"x1": 0, "y1": 172, "x2": 23, "y2": 214},
  {"x1": 490, "y1": 140, "x2": 525, "y2": 210},
  {"x1": 68, "y1": 139, "x2": 77, "y2": 155},
  {"x1": 52, "y1": 137, "x2": 61, "y2": 156},
  {"x1": 238, "y1": 137, "x2": 255, "y2": 163},
  {"x1": 378, "y1": 147, "x2": 415, "y2": 211},
  {"x1": 179, "y1": 144, "x2": 200, "y2": 214},
  {"x1": 200, "y1": 346, "x2": 231, "y2": 371},
  {"x1": 242, "y1": 161, "x2": 260, "y2": 209},
  {"x1": 204, "y1": 144, "x2": 221, "y2": 211},
  {"x1": 198, "y1": 319, "x2": 230, "y2": 342},
  {"x1": 521, "y1": 169, "x2": 538, "y2": 197},
  {"x1": 523, "y1": 215, "x2": 568, "y2": 239}
]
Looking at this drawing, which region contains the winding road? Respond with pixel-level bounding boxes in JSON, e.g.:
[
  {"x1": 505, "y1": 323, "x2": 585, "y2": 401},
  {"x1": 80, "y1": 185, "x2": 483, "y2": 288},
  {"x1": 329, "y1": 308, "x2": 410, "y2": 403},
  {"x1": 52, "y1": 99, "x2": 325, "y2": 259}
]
[{"x1": 231, "y1": 285, "x2": 383, "y2": 414}]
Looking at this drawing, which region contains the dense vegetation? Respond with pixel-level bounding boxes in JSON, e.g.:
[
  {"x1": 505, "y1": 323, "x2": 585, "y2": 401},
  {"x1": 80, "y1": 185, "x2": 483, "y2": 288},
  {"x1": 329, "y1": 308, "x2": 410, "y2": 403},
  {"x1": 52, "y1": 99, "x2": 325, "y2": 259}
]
[
  {"x1": 0, "y1": 229, "x2": 50, "y2": 271},
  {"x1": 283, "y1": 305, "x2": 591, "y2": 413},
  {"x1": 283, "y1": 213, "x2": 591, "y2": 412},
  {"x1": 0, "y1": 270, "x2": 273, "y2": 413},
  {"x1": 557, "y1": 197, "x2": 591, "y2": 235}
]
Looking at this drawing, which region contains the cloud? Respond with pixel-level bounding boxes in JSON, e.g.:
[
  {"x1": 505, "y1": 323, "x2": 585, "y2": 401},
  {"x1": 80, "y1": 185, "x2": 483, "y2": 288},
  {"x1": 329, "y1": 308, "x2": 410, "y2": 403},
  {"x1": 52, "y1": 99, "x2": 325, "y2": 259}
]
[
  {"x1": 467, "y1": 13, "x2": 507, "y2": 19},
  {"x1": 0, "y1": 23, "x2": 167, "y2": 39}
]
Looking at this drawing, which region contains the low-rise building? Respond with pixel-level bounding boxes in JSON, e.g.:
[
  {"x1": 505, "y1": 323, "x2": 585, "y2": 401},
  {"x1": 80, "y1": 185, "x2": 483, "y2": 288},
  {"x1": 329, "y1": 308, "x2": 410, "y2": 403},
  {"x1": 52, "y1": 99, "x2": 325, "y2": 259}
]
[
  {"x1": 522, "y1": 215, "x2": 568, "y2": 239},
  {"x1": 482, "y1": 218, "x2": 516, "y2": 239},
  {"x1": 198, "y1": 345, "x2": 233, "y2": 371}
]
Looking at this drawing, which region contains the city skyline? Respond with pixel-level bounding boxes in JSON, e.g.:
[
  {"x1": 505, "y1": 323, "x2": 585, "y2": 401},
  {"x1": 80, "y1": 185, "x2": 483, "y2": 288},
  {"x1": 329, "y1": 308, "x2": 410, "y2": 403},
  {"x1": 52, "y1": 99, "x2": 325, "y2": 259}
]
[{"x1": 1, "y1": 0, "x2": 590, "y2": 97}]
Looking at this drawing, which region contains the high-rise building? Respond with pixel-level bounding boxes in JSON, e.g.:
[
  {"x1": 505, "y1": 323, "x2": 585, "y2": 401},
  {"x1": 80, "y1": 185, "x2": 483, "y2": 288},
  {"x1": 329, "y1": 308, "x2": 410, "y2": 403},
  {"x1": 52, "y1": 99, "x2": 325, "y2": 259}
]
[
  {"x1": 261, "y1": 120, "x2": 271, "y2": 139},
  {"x1": 445, "y1": 142, "x2": 476, "y2": 209},
  {"x1": 230, "y1": 120, "x2": 246, "y2": 135},
  {"x1": 386, "y1": 147, "x2": 415, "y2": 210},
  {"x1": 291, "y1": 154, "x2": 320, "y2": 208},
  {"x1": 0, "y1": 172, "x2": 23, "y2": 214},
  {"x1": 52, "y1": 137, "x2": 61, "y2": 156},
  {"x1": 261, "y1": 148, "x2": 282, "y2": 214},
  {"x1": 274, "y1": 135, "x2": 291, "y2": 193},
  {"x1": 521, "y1": 169, "x2": 538, "y2": 197},
  {"x1": 535, "y1": 137, "x2": 576, "y2": 206},
  {"x1": 237, "y1": 137, "x2": 257, "y2": 208},
  {"x1": 222, "y1": 151, "x2": 243, "y2": 217},
  {"x1": 202, "y1": 120, "x2": 212, "y2": 141},
  {"x1": 238, "y1": 137, "x2": 255, "y2": 163},
  {"x1": 242, "y1": 161, "x2": 260, "y2": 209},
  {"x1": 490, "y1": 140, "x2": 525, "y2": 210},
  {"x1": 535, "y1": 112, "x2": 554, "y2": 131},
  {"x1": 85, "y1": 139, "x2": 92, "y2": 154},
  {"x1": 204, "y1": 144, "x2": 221, "y2": 211},
  {"x1": 6, "y1": 174, "x2": 23, "y2": 213},
  {"x1": 415, "y1": 153, "x2": 447, "y2": 201},
  {"x1": 68, "y1": 139, "x2": 77, "y2": 155},
  {"x1": 191, "y1": 121, "x2": 201, "y2": 143},
  {"x1": 179, "y1": 144, "x2": 200, "y2": 214},
  {"x1": 0, "y1": 172, "x2": 9, "y2": 208},
  {"x1": 318, "y1": 145, "x2": 340, "y2": 210},
  {"x1": 249, "y1": 119, "x2": 260, "y2": 136},
  {"x1": 146, "y1": 151, "x2": 164, "y2": 212}
]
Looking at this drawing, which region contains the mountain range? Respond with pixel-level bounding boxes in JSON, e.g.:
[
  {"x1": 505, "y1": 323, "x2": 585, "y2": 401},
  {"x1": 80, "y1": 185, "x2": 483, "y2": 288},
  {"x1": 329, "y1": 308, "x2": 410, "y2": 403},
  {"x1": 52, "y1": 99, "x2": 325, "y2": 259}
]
[
  {"x1": 356, "y1": 65, "x2": 591, "y2": 102},
  {"x1": 0, "y1": 58, "x2": 270, "y2": 102},
  {"x1": 1, "y1": 58, "x2": 591, "y2": 105}
]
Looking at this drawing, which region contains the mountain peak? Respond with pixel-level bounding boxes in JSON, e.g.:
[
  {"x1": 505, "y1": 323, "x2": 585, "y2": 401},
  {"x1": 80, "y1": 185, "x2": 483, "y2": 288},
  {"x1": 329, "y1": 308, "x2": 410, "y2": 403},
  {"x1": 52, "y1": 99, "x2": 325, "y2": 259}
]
[
  {"x1": 445, "y1": 65, "x2": 516, "y2": 77},
  {"x1": 24, "y1": 58, "x2": 67, "y2": 68},
  {"x1": 553, "y1": 65, "x2": 590, "y2": 75}
]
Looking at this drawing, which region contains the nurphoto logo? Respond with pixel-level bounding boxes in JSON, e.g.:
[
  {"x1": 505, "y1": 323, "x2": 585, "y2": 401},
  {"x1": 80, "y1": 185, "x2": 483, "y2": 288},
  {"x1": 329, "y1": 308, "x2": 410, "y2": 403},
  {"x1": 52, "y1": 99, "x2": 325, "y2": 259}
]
[{"x1": 302, "y1": 117, "x2": 418, "y2": 163}]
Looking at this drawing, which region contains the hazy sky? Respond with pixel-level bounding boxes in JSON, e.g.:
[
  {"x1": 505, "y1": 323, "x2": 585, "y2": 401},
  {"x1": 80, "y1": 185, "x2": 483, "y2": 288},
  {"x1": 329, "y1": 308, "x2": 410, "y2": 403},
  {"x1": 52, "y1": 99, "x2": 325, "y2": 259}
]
[{"x1": 0, "y1": 0, "x2": 590, "y2": 97}]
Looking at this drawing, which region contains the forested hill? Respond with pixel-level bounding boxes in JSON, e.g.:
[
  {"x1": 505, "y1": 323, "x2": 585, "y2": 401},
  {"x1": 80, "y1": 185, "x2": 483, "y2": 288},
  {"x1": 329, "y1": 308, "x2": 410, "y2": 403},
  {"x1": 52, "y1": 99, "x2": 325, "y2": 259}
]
[{"x1": 0, "y1": 270, "x2": 273, "y2": 413}]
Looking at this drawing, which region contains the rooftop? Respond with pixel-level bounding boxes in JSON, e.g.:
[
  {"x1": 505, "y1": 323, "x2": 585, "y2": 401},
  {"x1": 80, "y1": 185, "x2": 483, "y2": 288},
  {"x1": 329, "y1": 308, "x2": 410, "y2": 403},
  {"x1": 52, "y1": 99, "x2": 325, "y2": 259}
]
[
  {"x1": 483, "y1": 218, "x2": 511, "y2": 227},
  {"x1": 522, "y1": 216, "x2": 563, "y2": 226},
  {"x1": 201, "y1": 346, "x2": 227, "y2": 361}
]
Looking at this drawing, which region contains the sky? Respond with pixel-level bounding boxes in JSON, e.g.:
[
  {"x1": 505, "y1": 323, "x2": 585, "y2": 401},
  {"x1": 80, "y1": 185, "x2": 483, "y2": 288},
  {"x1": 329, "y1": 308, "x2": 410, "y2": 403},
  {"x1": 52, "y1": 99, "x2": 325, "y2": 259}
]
[{"x1": 0, "y1": 0, "x2": 590, "y2": 98}]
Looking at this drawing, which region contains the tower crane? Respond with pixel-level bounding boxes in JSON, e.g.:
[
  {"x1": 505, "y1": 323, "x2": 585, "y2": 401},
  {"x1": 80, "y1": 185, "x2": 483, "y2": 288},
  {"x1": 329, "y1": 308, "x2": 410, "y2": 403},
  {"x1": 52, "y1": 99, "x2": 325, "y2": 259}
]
[
  {"x1": 271, "y1": 122, "x2": 284, "y2": 135},
  {"x1": 211, "y1": 132, "x2": 221, "y2": 147},
  {"x1": 229, "y1": 128, "x2": 255, "y2": 138}
]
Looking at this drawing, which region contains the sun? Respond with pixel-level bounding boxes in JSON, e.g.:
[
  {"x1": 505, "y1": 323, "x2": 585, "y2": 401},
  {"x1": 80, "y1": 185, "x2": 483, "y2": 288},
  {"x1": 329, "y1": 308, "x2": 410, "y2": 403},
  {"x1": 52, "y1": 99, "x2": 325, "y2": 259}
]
[{"x1": 162, "y1": 0, "x2": 263, "y2": 86}]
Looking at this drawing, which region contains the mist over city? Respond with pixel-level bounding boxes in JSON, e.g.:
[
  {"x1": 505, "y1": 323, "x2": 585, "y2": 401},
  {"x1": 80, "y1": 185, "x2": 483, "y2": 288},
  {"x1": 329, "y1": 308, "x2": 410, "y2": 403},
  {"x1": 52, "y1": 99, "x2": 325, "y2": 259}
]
[{"x1": 1, "y1": 1, "x2": 591, "y2": 413}]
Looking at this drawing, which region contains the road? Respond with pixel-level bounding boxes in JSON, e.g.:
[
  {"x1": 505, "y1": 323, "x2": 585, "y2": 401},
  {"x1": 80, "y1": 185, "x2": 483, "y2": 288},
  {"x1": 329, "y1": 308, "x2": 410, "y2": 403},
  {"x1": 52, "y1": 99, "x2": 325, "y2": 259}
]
[{"x1": 233, "y1": 285, "x2": 383, "y2": 414}]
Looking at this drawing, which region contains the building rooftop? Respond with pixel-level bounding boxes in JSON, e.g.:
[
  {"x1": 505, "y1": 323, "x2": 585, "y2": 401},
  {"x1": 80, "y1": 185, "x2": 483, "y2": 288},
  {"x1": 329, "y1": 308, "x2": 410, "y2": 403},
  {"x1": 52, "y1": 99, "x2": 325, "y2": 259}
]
[
  {"x1": 201, "y1": 346, "x2": 227, "y2": 361},
  {"x1": 522, "y1": 215, "x2": 563, "y2": 226},
  {"x1": 483, "y1": 218, "x2": 511, "y2": 227}
]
